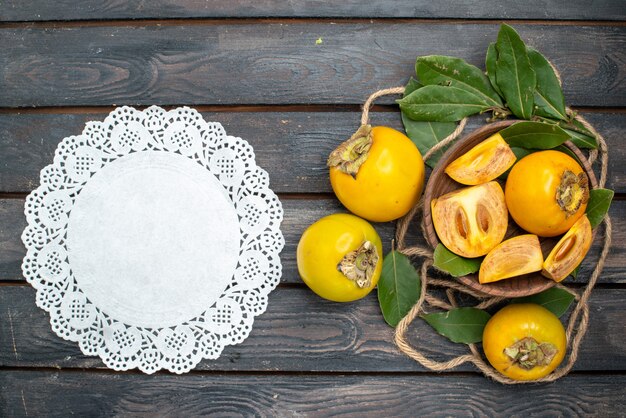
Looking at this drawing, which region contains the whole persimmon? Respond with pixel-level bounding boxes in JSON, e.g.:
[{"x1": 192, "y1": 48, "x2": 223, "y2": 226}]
[{"x1": 328, "y1": 125, "x2": 425, "y2": 222}]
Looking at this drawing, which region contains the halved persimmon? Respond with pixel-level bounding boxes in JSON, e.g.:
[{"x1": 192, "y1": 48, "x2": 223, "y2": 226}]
[
  {"x1": 542, "y1": 214, "x2": 593, "y2": 282},
  {"x1": 445, "y1": 133, "x2": 516, "y2": 185},
  {"x1": 431, "y1": 181, "x2": 508, "y2": 258},
  {"x1": 479, "y1": 234, "x2": 544, "y2": 284}
]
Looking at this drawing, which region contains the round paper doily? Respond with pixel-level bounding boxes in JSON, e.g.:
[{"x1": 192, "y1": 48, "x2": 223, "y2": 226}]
[{"x1": 21, "y1": 106, "x2": 284, "y2": 374}]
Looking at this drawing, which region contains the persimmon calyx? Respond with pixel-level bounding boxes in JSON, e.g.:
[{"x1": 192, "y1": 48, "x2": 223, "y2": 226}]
[
  {"x1": 327, "y1": 124, "x2": 373, "y2": 177},
  {"x1": 504, "y1": 337, "x2": 558, "y2": 370},
  {"x1": 556, "y1": 170, "x2": 589, "y2": 218},
  {"x1": 337, "y1": 240, "x2": 379, "y2": 288}
]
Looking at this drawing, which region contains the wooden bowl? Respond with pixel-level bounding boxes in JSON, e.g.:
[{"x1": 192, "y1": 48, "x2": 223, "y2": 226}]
[{"x1": 423, "y1": 120, "x2": 598, "y2": 297}]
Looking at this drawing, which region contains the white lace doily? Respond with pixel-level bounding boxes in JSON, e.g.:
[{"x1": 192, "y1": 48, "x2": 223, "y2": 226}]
[{"x1": 21, "y1": 106, "x2": 284, "y2": 374}]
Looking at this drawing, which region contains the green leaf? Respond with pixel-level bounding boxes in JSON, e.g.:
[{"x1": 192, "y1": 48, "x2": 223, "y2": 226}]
[
  {"x1": 569, "y1": 264, "x2": 580, "y2": 279},
  {"x1": 401, "y1": 79, "x2": 457, "y2": 168},
  {"x1": 433, "y1": 244, "x2": 482, "y2": 277},
  {"x1": 495, "y1": 24, "x2": 536, "y2": 120},
  {"x1": 511, "y1": 288, "x2": 575, "y2": 317},
  {"x1": 559, "y1": 119, "x2": 598, "y2": 149},
  {"x1": 398, "y1": 85, "x2": 491, "y2": 122},
  {"x1": 485, "y1": 42, "x2": 504, "y2": 97},
  {"x1": 569, "y1": 118, "x2": 597, "y2": 137},
  {"x1": 563, "y1": 129, "x2": 598, "y2": 149},
  {"x1": 586, "y1": 188, "x2": 614, "y2": 228},
  {"x1": 378, "y1": 251, "x2": 421, "y2": 327},
  {"x1": 528, "y1": 48, "x2": 567, "y2": 121},
  {"x1": 416, "y1": 55, "x2": 503, "y2": 108},
  {"x1": 404, "y1": 77, "x2": 422, "y2": 95},
  {"x1": 401, "y1": 114, "x2": 457, "y2": 168},
  {"x1": 422, "y1": 308, "x2": 491, "y2": 344},
  {"x1": 500, "y1": 121, "x2": 570, "y2": 149}
]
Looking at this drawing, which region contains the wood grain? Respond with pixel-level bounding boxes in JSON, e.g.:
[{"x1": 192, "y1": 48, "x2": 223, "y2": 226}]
[
  {"x1": 1, "y1": 110, "x2": 624, "y2": 194},
  {"x1": 1, "y1": 24, "x2": 624, "y2": 107},
  {"x1": 0, "y1": 197, "x2": 394, "y2": 283},
  {"x1": 1, "y1": 370, "x2": 626, "y2": 416},
  {"x1": 2, "y1": 0, "x2": 626, "y2": 22},
  {"x1": 1, "y1": 197, "x2": 623, "y2": 283},
  {"x1": 1, "y1": 3, "x2": 624, "y2": 412},
  {"x1": 0, "y1": 286, "x2": 625, "y2": 374}
]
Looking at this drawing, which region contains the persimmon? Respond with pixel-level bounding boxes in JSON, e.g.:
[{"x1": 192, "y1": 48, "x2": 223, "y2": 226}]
[
  {"x1": 505, "y1": 150, "x2": 589, "y2": 237},
  {"x1": 297, "y1": 213, "x2": 383, "y2": 302},
  {"x1": 483, "y1": 304, "x2": 566, "y2": 381},
  {"x1": 431, "y1": 181, "x2": 508, "y2": 258},
  {"x1": 328, "y1": 125, "x2": 425, "y2": 222},
  {"x1": 542, "y1": 214, "x2": 593, "y2": 282},
  {"x1": 445, "y1": 133, "x2": 516, "y2": 185},
  {"x1": 479, "y1": 235, "x2": 543, "y2": 284}
]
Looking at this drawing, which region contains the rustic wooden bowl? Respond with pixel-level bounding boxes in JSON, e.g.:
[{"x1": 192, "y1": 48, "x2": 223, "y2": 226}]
[{"x1": 423, "y1": 120, "x2": 598, "y2": 297}]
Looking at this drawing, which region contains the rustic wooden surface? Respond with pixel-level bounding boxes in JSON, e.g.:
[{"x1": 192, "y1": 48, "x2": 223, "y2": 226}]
[
  {"x1": 1, "y1": 2, "x2": 625, "y2": 416},
  {"x1": 3, "y1": 1, "x2": 626, "y2": 21}
]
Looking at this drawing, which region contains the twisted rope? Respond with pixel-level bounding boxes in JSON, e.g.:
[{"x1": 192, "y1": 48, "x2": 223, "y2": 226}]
[{"x1": 359, "y1": 86, "x2": 612, "y2": 383}]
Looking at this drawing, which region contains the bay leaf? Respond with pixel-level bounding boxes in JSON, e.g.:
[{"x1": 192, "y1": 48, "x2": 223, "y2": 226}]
[
  {"x1": 422, "y1": 308, "x2": 491, "y2": 344},
  {"x1": 404, "y1": 77, "x2": 422, "y2": 95},
  {"x1": 416, "y1": 55, "x2": 503, "y2": 108},
  {"x1": 528, "y1": 48, "x2": 567, "y2": 121},
  {"x1": 563, "y1": 129, "x2": 598, "y2": 149},
  {"x1": 400, "y1": 78, "x2": 456, "y2": 168},
  {"x1": 402, "y1": 113, "x2": 457, "y2": 168},
  {"x1": 485, "y1": 42, "x2": 504, "y2": 97},
  {"x1": 568, "y1": 118, "x2": 597, "y2": 137},
  {"x1": 511, "y1": 288, "x2": 575, "y2": 317},
  {"x1": 559, "y1": 119, "x2": 598, "y2": 149},
  {"x1": 495, "y1": 24, "x2": 536, "y2": 120},
  {"x1": 500, "y1": 121, "x2": 570, "y2": 149},
  {"x1": 432, "y1": 244, "x2": 482, "y2": 277},
  {"x1": 398, "y1": 85, "x2": 491, "y2": 122},
  {"x1": 378, "y1": 250, "x2": 421, "y2": 327},
  {"x1": 586, "y1": 188, "x2": 614, "y2": 228}
]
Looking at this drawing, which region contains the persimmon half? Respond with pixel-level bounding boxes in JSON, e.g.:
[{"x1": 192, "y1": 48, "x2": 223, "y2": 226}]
[
  {"x1": 479, "y1": 234, "x2": 544, "y2": 284},
  {"x1": 542, "y1": 214, "x2": 593, "y2": 282},
  {"x1": 445, "y1": 133, "x2": 516, "y2": 185},
  {"x1": 431, "y1": 181, "x2": 508, "y2": 258}
]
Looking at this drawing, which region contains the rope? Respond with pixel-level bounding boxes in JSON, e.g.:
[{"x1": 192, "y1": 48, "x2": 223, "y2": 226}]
[
  {"x1": 359, "y1": 84, "x2": 612, "y2": 384},
  {"x1": 360, "y1": 86, "x2": 406, "y2": 126}
]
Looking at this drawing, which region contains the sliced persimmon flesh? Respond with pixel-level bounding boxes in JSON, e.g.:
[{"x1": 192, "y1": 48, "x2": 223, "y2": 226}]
[
  {"x1": 542, "y1": 214, "x2": 592, "y2": 282},
  {"x1": 431, "y1": 181, "x2": 508, "y2": 258},
  {"x1": 479, "y1": 234, "x2": 544, "y2": 284},
  {"x1": 445, "y1": 133, "x2": 516, "y2": 185}
]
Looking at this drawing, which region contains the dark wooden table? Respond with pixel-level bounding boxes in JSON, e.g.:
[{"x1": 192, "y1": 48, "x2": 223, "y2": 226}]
[{"x1": 1, "y1": 2, "x2": 625, "y2": 416}]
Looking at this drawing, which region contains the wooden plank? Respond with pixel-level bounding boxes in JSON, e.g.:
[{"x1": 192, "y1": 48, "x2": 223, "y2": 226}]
[
  {"x1": 0, "y1": 197, "x2": 623, "y2": 283},
  {"x1": 0, "y1": 197, "x2": 395, "y2": 282},
  {"x1": 1, "y1": 286, "x2": 625, "y2": 372},
  {"x1": 1, "y1": 24, "x2": 624, "y2": 107},
  {"x1": 0, "y1": 110, "x2": 624, "y2": 194},
  {"x1": 0, "y1": 194, "x2": 623, "y2": 285},
  {"x1": 1, "y1": 370, "x2": 626, "y2": 416},
  {"x1": 2, "y1": 0, "x2": 626, "y2": 22}
]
